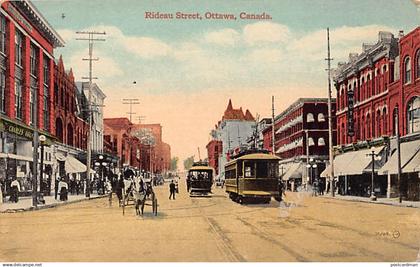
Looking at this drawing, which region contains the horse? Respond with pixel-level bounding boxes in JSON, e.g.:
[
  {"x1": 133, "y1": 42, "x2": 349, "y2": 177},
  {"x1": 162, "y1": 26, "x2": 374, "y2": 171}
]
[{"x1": 134, "y1": 188, "x2": 147, "y2": 216}]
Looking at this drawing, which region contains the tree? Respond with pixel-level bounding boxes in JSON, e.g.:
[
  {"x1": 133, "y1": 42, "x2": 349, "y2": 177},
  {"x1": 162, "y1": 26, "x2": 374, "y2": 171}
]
[
  {"x1": 170, "y1": 157, "x2": 178, "y2": 171},
  {"x1": 183, "y1": 156, "x2": 195, "y2": 170}
]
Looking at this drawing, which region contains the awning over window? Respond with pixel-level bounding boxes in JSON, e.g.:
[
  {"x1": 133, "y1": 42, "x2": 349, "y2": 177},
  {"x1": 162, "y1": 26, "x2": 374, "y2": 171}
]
[
  {"x1": 65, "y1": 155, "x2": 87, "y2": 174},
  {"x1": 403, "y1": 150, "x2": 420, "y2": 173},
  {"x1": 379, "y1": 139, "x2": 420, "y2": 175},
  {"x1": 282, "y1": 162, "x2": 304, "y2": 181},
  {"x1": 55, "y1": 152, "x2": 67, "y2": 161},
  {"x1": 320, "y1": 146, "x2": 385, "y2": 177}
]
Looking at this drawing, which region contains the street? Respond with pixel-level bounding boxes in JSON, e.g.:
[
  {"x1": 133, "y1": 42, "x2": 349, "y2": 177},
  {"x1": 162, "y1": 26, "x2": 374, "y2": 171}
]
[{"x1": 0, "y1": 181, "x2": 419, "y2": 262}]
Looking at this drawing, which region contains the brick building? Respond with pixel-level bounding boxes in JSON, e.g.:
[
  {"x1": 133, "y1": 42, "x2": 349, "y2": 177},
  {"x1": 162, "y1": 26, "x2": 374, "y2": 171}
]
[
  {"x1": 262, "y1": 98, "x2": 337, "y2": 189},
  {"x1": 206, "y1": 140, "x2": 222, "y2": 175},
  {"x1": 0, "y1": 1, "x2": 64, "y2": 196},
  {"x1": 330, "y1": 28, "x2": 420, "y2": 200},
  {"x1": 131, "y1": 123, "x2": 171, "y2": 174}
]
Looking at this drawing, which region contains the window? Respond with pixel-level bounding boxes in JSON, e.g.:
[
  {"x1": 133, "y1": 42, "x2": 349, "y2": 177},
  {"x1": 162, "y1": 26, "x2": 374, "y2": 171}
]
[
  {"x1": 0, "y1": 69, "x2": 5, "y2": 113},
  {"x1": 404, "y1": 57, "x2": 411, "y2": 84},
  {"x1": 407, "y1": 97, "x2": 420, "y2": 134},
  {"x1": 15, "y1": 79, "x2": 22, "y2": 119},
  {"x1": 376, "y1": 110, "x2": 381, "y2": 137},
  {"x1": 318, "y1": 137, "x2": 326, "y2": 146},
  {"x1": 417, "y1": 51, "x2": 420, "y2": 79},
  {"x1": 15, "y1": 31, "x2": 23, "y2": 66},
  {"x1": 306, "y1": 113, "x2": 315, "y2": 123},
  {"x1": 44, "y1": 85, "x2": 49, "y2": 129},
  {"x1": 393, "y1": 108, "x2": 398, "y2": 136},
  {"x1": 308, "y1": 137, "x2": 315, "y2": 146},
  {"x1": 244, "y1": 161, "x2": 255, "y2": 178},
  {"x1": 318, "y1": 113, "x2": 325, "y2": 122},
  {"x1": 0, "y1": 15, "x2": 6, "y2": 54},
  {"x1": 383, "y1": 108, "x2": 387, "y2": 135},
  {"x1": 30, "y1": 45, "x2": 38, "y2": 77},
  {"x1": 43, "y1": 55, "x2": 50, "y2": 85},
  {"x1": 30, "y1": 88, "x2": 35, "y2": 125}
]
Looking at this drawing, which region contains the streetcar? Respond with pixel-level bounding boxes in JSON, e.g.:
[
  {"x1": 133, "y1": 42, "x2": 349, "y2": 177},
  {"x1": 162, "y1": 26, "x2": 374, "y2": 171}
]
[
  {"x1": 186, "y1": 161, "x2": 214, "y2": 197},
  {"x1": 225, "y1": 150, "x2": 281, "y2": 204}
]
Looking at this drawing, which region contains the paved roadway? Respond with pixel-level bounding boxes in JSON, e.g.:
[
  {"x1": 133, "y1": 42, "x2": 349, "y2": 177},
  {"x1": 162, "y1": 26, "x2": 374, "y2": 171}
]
[{"x1": 0, "y1": 180, "x2": 419, "y2": 262}]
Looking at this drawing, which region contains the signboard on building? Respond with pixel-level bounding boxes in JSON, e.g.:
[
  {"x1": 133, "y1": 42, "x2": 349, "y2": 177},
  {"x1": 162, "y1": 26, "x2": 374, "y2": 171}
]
[{"x1": 347, "y1": 90, "x2": 355, "y2": 136}]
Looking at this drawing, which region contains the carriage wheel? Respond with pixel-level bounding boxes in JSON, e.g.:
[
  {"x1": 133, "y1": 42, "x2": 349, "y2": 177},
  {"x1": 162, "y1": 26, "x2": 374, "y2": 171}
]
[
  {"x1": 122, "y1": 194, "x2": 125, "y2": 216},
  {"x1": 153, "y1": 199, "x2": 158, "y2": 216}
]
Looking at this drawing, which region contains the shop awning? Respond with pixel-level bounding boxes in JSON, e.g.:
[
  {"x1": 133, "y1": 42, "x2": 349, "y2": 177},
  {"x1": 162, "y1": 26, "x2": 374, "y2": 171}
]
[
  {"x1": 55, "y1": 152, "x2": 67, "y2": 161},
  {"x1": 321, "y1": 146, "x2": 385, "y2": 177},
  {"x1": 402, "y1": 150, "x2": 420, "y2": 173},
  {"x1": 379, "y1": 140, "x2": 420, "y2": 175},
  {"x1": 282, "y1": 162, "x2": 304, "y2": 181},
  {"x1": 65, "y1": 155, "x2": 87, "y2": 174}
]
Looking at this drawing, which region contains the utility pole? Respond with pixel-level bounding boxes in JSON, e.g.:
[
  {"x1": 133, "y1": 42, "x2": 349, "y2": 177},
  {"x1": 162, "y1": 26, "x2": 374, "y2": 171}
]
[
  {"x1": 32, "y1": 82, "x2": 39, "y2": 207},
  {"x1": 396, "y1": 109, "x2": 402, "y2": 203},
  {"x1": 306, "y1": 130, "x2": 310, "y2": 187},
  {"x1": 122, "y1": 98, "x2": 140, "y2": 122},
  {"x1": 326, "y1": 28, "x2": 335, "y2": 197},
  {"x1": 137, "y1": 115, "x2": 146, "y2": 124},
  {"x1": 76, "y1": 30, "x2": 106, "y2": 198},
  {"x1": 271, "y1": 96, "x2": 275, "y2": 155}
]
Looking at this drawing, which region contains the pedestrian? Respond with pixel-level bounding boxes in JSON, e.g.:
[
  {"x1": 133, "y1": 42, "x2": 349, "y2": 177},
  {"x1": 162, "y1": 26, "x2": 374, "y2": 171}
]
[
  {"x1": 116, "y1": 176, "x2": 124, "y2": 207},
  {"x1": 58, "y1": 178, "x2": 68, "y2": 201},
  {"x1": 175, "y1": 179, "x2": 179, "y2": 194},
  {"x1": 75, "y1": 180, "x2": 80, "y2": 195},
  {"x1": 9, "y1": 177, "x2": 20, "y2": 203},
  {"x1": 169, "y1": 180, "x2": 176, "y2": 200},
  {"x1": 55, "y1": 175, "x2": 60, "y2": 200},
  {"x1": 0, "y1": 179, "x2": 4, "y2": 204},
  {"x1": 278, "y1": 179, "x2": 285, "y2": 201}
]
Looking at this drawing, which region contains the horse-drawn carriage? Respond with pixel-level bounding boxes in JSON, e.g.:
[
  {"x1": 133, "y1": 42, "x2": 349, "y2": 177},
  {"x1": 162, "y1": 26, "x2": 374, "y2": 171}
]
[{"x1": 121, "y1": 177, "x2": 158, "y2": 216}]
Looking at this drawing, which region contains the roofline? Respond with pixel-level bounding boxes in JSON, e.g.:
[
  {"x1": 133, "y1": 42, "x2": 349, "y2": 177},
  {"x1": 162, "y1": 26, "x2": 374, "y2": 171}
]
[
  {"x1": 21, "y1": 0, "x2": 65, "y2": 47},
  {"x1": 274, "y1": 97, "x2": 335, "y2": 122}
]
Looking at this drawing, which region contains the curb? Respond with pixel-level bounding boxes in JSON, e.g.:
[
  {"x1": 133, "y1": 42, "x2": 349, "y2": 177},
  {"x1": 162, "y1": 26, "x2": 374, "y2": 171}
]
[
  {"x1": 0, "y1": 195, "x2": 108, "y2": 213},
  {"x1": 320, "y1": 195, "x2": 420, "y2": 209}
]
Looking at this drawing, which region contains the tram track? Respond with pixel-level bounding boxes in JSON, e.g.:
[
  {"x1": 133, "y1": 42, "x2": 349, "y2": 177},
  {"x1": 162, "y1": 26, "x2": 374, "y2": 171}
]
[
  {"x1": 191, "y1": 198, "x2": 247, "y2": 262},
  {"x1": 236, "y1": 216, "x2": 310, "y2": 261}
]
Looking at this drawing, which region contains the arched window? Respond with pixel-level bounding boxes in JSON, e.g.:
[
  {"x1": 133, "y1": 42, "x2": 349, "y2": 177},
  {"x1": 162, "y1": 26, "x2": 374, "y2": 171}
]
[
  {"x1": 383, "y1": 108, "x2": 387, "y2": 135},
  {"x1": 366, "y1": 113, "x2": 371, "y2": 139},
  {"x1": 318, "y1": 113, "x2": 325, "y2": 122},
  {"x1": 341, "y1": 122, "x2": 345, "y2": 144},
  {"x1": 376, "y1": 110, "x2": 381, "y2": 137},
  {"x1": 407, "y1": 97, "x2": 420, "y2": 134},
  {"x1": 308, "y1": 137, "x2": 315, "y2": 146},
  {"x1": 404, "y1": 57, "x2": 411, "y2": 84},
  {"x1": 361, "y1": 115, "x2": 365, "y2": 140},
  {"x1": 393, "y1": 108, "x2": 398, "y2": 136},
  {"x1": 318, "y1": 137, "x2": 326, "y2": 146},
  {"x1": 306, "y1": 113, "x2": 315, "y2": 123},
  {"x1": 416, "y1": 50, "x2": 420, "y2": 79}
]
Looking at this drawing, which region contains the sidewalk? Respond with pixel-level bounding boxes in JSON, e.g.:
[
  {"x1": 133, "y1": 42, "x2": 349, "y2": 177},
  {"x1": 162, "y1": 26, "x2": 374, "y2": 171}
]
[
  {"x1": 0, "y1": 193, "x2": 106, "y2": 213},
  {"x1": 319, "y1": 194, "x2": 420, "y2": 208}
]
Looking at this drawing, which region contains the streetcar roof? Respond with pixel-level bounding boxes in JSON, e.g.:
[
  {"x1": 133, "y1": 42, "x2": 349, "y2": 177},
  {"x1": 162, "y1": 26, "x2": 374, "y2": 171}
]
[
  {"x1": 188, "y1": 166, "x2": 214, "y2": 172},
  {"x1": 225, "y1": 153, "x2": 280, "y2": 167}
]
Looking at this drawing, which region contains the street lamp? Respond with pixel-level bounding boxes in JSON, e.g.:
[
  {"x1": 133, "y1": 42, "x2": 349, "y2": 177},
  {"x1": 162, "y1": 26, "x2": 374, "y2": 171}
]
[
  {"x1": 39, "y1": 135, "x2": 46, "y2": 195},
  {"x1": 366, "y1": 149, "x2": 381, "y2": 201}
]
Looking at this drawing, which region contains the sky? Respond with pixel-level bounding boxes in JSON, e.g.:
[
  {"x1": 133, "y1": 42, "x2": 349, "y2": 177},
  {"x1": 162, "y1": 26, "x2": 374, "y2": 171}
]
[{"x1": 34, "y1": 0, "x2": 419, "y2": 163}]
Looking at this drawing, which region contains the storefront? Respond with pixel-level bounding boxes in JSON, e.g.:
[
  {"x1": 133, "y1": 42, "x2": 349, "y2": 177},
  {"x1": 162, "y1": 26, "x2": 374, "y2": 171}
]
[
  {"x1": 379, "y1": 138, "x2": 420, "y2": 201},
  {"x1": 0, "y1": 117, "x2": 55, "y2": 197},
  {"x1": 321, "y1": 145, "x2": 387, "y2": 197}
]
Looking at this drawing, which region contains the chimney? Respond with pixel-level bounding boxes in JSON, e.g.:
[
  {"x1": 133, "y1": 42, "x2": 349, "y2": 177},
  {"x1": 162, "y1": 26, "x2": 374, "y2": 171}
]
[{"x1": 399, "y1": 30, "x2": 404, "y2": 38}]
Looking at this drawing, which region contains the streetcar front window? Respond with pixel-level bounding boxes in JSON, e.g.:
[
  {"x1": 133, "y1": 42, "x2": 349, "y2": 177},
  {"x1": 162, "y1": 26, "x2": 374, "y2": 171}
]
[{"x1": 256, "y1": 161, "x2": 278, "y2": 178}]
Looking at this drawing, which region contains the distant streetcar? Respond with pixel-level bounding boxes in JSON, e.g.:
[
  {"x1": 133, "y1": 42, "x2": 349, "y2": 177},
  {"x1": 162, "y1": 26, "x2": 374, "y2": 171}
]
[
  {"x1": 225, "y1": 150, "x2": 281, "y2": 204},
  {"x1": 186, "y1": 162, "x2": 214, "y2": 197}
]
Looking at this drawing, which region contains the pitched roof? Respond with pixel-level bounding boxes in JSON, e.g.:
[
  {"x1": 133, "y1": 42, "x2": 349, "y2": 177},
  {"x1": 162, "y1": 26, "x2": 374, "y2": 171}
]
[
  {"x1": 244, "y1": 109, "x2": 255, "y2": 121},
  {"x1": 104, "y1": 117, "x2": 133, "y2": 130},
  {"x1": 222, "y1": 99, "x2": 249, "y2": 121}
]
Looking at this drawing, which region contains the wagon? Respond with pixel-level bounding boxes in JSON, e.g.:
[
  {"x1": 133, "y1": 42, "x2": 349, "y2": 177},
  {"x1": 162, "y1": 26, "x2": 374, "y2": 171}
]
[{"x1": 122, "y1": 182, "x2": 158, "y2": 216}]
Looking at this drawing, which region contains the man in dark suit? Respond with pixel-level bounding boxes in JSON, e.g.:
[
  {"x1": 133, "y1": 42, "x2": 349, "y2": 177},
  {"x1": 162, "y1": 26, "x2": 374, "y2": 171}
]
[{"x1": 169, "y1": 180, "x2": 176, "y2": 200}]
